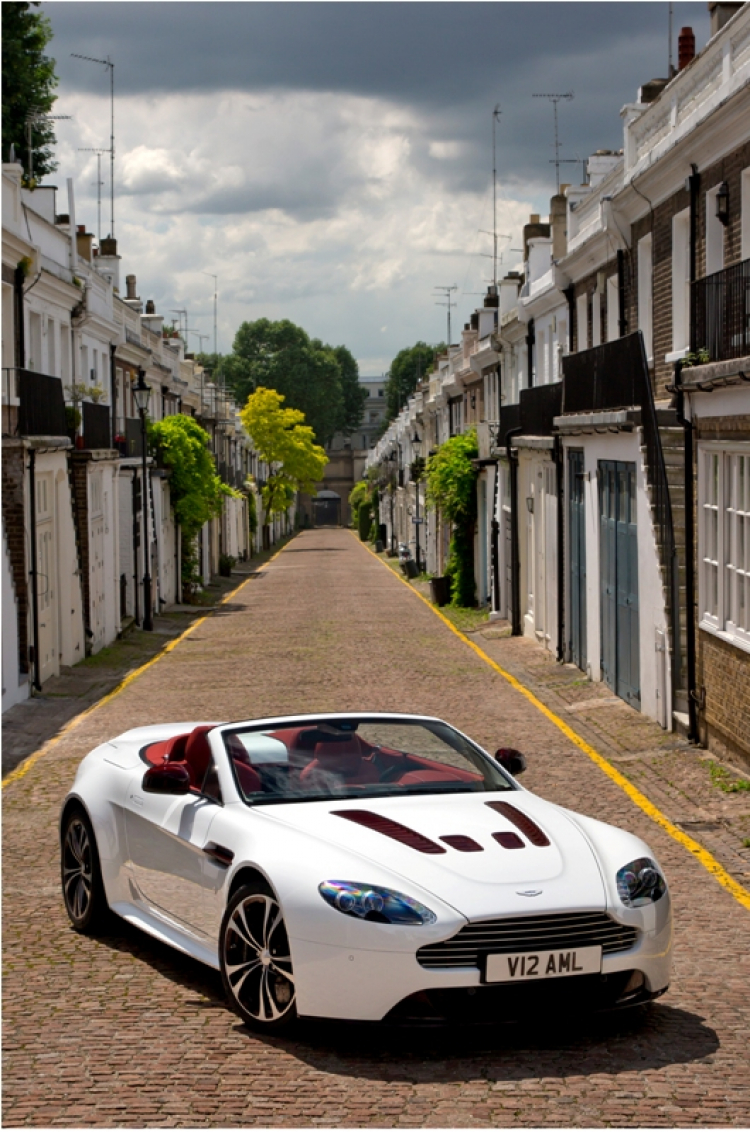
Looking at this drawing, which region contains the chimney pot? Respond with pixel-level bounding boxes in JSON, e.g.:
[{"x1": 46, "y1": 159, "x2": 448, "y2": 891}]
[
  {"x1": 125, "y1": 274, "x2": 137, "y2": 300},
  {"x1": 678, "y1": 26, "x2": 696, "y2": 69},
  {"x1": 145, "y1": 299, "x2": 156, "y2": 314}
]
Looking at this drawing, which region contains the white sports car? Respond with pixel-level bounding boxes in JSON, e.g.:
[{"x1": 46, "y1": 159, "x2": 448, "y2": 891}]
[{"x1": 60, "y1": 713, "x2": 672, "y2": 1030}]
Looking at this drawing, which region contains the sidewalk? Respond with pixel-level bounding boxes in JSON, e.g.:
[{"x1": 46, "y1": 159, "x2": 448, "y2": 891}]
[
  {"x1": 1, "y1": 549, "x2": 284, "y2": 778},
  {"x1": 380, "y1": 548, "x2": 750, "y2": 889}
]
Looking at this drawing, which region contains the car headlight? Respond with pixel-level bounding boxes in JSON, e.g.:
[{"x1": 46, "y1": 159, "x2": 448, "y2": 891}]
[
  {"x1": 319, "y1": 881, "x2": 437, "y2": 925},
  {"x1": 616, "y1": 857, "x2": 667, "y2": 907}
]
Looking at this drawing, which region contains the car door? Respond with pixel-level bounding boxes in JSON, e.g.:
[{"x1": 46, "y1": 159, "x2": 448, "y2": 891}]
[{"x1": 123, "y1": 770, "x2": 222, "y2": 939}]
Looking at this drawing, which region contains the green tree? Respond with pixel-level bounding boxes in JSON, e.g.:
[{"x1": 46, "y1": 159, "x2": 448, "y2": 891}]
[
  {"x1": 384, "y1": 341, "x2": 444, "y2": 421},
  {"x1": 225, "y1": 319, "x2": 345, "y2": 447},
  {"x1": 240, "y1": 386, "x2": 328, "y2": 517},
  {"x1": 425, "y1": 428, "x2": 478, "y2": 606},
  {"x1": 2, "y1": 2, "x2": 59, "y2": 182},
  {"x1": 331, "y1": 344, "x2": 367, "y2": 436},
  {"x1": 148, "y1": 415, "x2": 236, "y2": 589}
]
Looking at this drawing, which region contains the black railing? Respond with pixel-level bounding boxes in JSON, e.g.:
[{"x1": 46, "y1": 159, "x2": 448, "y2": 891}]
[
  {"x1": 82, "y1": 401, "x2": 112, "y2": 450},
  {"x1": 125, "y1": 417, "x2": 144, "y2": 458},
  {"x1": 497, "y1": 401, "x2": 522, "y2": 449},
  {"x1": 691, "y1": 258, "x2": 750, "y2": 362},
  {"x1": 519, "y1": 381, "x2": 562, "y2": 435},
  {"x1": 561, "y1": 333, "x2": 646, "y2": 413},
  {"x1": 11, "y1": 369, "x2": 68, "y2": 437}
]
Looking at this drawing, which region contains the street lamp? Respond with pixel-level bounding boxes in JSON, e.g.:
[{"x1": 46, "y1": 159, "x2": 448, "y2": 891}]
[
  {"x1": 412, "y1": 429, "x2": 423, "y2": 573},
  {"x1": 133, "y1": 369, "x2": 153, "y2": 631}
]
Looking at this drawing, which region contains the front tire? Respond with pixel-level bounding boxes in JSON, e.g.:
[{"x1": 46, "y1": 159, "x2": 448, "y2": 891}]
[
  {"x1": 220, "y1": 883, "x2": 297, "y2": 1032},
  {"x1": 60, "y1": 808, "x2": 110, "y2": 933}
]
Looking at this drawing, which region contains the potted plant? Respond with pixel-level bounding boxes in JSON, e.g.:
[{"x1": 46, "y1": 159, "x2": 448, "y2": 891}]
[
  {"x1": 65, "y1": 405, "x2": 81, "y2": 443},
  {"x1": 219, "y1": 553, "x2": 236, "y2": 577}
]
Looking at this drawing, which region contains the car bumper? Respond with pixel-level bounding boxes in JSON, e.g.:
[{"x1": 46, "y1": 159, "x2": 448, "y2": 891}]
[{"x1": 290, "y1": 913, "x2": 672, "y2": 1022}]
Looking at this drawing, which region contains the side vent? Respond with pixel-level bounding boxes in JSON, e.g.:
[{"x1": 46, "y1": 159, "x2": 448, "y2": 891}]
[
  {"x1": 485, "y1": 802, "x2": 551, "y2": 847},
  {"x1": 492, "y1": 831, "x2": 525, "y2": 850},
  {"x1": 332, "y1": 810, "x2": 446, "y2": 854}
]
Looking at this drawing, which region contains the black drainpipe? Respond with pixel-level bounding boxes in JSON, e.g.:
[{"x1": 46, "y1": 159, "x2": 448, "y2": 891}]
[
  {"x1": 553, "y1": 435, "x2": 565, "y2": 662},
  {"x1": 526, "y1": 320, "x2": 535, "y2": 389},
  {"x1": 14, "y1": 266, "x2": 26, "y2": 368},
  {"x1": 674, "y1": 364, "x2": 698, "y2": 742},
  {"x1": 109, "y1": 343, "x2": 118, "y2": 448},
  {"x1": 506, "y1": 427, "x2": 523, "y2": 636},
  {"x1": 132, "y1": 468, "x2": 140, "y2": 626},
  {"x1": 490, "y1": 461, "x2": 500, "y2": 614},
  {"x1": 28, "y1": 447, "x2": 41, "y2": 691},
  {"x1": 617, "y1": 249, "x2": 628, "y2": 337},
  {"x1": 563, "y1": 286, "x2": 575, "y2": 351}
]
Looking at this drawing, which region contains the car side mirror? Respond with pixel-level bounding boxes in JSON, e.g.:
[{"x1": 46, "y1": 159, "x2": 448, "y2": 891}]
[
  {"x1": 494, "y1": 748, "x2": 527, "y2": 776},
  {"x1": 142, "y1": 763, "x2": 191, "y2": 795}
]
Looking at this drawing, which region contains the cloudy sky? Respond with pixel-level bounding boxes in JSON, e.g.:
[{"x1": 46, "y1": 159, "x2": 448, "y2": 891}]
[{"x1": 43, "y1": 2, "x2": 709, "y2": 375}]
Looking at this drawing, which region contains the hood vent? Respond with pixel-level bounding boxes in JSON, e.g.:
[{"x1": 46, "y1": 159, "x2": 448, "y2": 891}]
[
  {"x1": 333, "y1": 810, "x2": 446, "y2": 854},
  {"x1": 486, "y1": 802, "x2": 551, "y2": 847},
  {"x1": 440, "y1": 834, "x2": 483, "y2": 852}
]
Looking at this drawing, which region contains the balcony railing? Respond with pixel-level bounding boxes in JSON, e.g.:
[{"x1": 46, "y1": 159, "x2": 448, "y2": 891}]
[
  {"x1": 82, "y1": 402, "x2": 112, "y2": 450},
  {"x1": 3, "y1": 368, "x2": 69, "y2": 438},
  {"x1": 691, "y1": 258, "x2": 750, "y2": 362},
  {"x1": 519, "y1": 381, "x2": 562, "y2": 434},
  {"x1": 561, "y1": 333, "x2": 644, "y2": 414}
]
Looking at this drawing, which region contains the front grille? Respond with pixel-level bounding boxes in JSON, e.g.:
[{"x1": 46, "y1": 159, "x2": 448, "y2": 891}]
[{"x1": 416, "y1": 911, "x2": 638, "y2": 969}]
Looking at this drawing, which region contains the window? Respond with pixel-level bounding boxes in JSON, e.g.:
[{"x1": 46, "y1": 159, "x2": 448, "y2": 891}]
[
  {"x1": 637, "y1": 234, "x2": 653, "y2": 361},
  {"x1": 705, "y1": 185, "x2": 725, "y2": 277},
  {"x1": 699, "y1": 445, "x2": 750, "y2": 652},
  {"x1": 606, "y1": 275, "x2": 619, "y2": 342},
  {"x1": 742, "y1": 167, "x2": 750, "y2": 262},
  {"x1": 591, "y1": 291, "x2": 601, "y2": 348},
  {"x1": 576, "y1": 293, "x2": 588, "y2": 351},
  {"x1": 672, "y1": 208, "x2": 690, "y2": 353}
]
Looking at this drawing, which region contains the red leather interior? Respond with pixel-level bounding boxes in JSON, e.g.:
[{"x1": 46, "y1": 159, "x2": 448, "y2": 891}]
[
  {"x1": 233, "y1": 760, "x2": 263, "y2": 795},
  {"x1": 143, "y1": 732, "x2": 188, "y2": 767},
  {"x1": 300, "y1": 737, "x2": 380, "y2": 785}
]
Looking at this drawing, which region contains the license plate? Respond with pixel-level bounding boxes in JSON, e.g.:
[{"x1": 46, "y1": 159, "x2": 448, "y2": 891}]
[{"x1": 485, "y1": 945, "x2": 602, "y2": 983}]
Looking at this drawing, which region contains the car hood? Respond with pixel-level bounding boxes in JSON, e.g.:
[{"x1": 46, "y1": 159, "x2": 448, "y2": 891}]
[{"x1": 261, "y1": 791, "x2": 607, "y2": 918}]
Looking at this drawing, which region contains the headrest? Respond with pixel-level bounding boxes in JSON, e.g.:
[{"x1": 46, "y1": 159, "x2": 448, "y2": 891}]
[
  {"x1": 183, "y1": 725, "x2": 214, "y2": 783},
  {"x1": 314, "y1": 737, "x2": 363, "y2": 763}
]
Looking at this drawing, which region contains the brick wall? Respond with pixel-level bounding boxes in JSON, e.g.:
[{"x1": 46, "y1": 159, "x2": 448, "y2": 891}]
[{"x1": 1, "y1": 444, "x2": 29, "y2": 674}]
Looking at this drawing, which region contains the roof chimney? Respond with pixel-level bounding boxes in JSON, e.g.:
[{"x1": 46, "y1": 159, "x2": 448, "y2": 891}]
[
  {"x1": 126, "y1": 274, "x2": 137, "y2": 300},
  {"x1": 708, "y1": 2, "x2": 743, "y2": 37},
  {"x1": 678, "y1": 27, "x2": 696, "y2": 70},
  {"x1": 145, "y1": 299, "x2": 156, "y2": 314}
]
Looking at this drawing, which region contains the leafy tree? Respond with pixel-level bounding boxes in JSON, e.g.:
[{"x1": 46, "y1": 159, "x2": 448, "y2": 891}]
[
  {"x1": 425, "y1": 428, "x2": 478, "y2": 606},
  {"x1": 225, "y1": 319, "x2": 346, "y2": 447},
  {"x1": 148, "y1": 414, "x2": 236, "y2": 588},
  {"x1": 240, "y1": 386, "x2": 328, "y2": 517},
  {"x1": 384, "y1": 341, "x2": 444, "y2": 421},
  {"x1": 331, "y1": 344, "x2": 367, "y2": 436},
  {"x1": 2, "y1": 2, "x2": 59, "y2": 182}
]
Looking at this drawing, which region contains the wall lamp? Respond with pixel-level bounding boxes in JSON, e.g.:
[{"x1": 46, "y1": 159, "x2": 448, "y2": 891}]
[{"x1": 715, "y1": 181, "x2": 729, "y2": 226}]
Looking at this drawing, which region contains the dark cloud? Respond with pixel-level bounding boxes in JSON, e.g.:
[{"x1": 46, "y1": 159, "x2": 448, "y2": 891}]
[{"x1": 46, "y1": 2, "x2": 711, "y2": 195}]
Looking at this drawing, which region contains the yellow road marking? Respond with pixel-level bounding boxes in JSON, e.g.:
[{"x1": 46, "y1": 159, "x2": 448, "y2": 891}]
[
  {"x1": 359, "y1": 536, "x2": 750, "y2": 911},
  {"x1": 2, "y1": 538, "x2": 294, "y2": 791}
]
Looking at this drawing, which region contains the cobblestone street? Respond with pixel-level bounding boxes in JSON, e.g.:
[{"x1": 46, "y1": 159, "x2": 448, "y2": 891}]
[{"x1": 3, "y1": 528, "x2": 750, "y2": 1127}]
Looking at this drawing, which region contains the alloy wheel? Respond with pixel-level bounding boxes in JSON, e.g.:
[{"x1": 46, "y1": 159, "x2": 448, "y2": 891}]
[
  {"x1": 223, "y1": 891, "x2": 296, "y2": 1025},
  {"x1": 62, "y1": 816, "x2": 94, "y2": 925}
]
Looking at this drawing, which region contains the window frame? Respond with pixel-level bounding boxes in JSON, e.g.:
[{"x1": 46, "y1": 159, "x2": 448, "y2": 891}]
[{"x1": 698, "y1": 441, "x2": 750, "y2": 653}]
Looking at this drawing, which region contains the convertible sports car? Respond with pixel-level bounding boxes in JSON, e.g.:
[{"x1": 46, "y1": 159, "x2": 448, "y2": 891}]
[{"x1": 60, "y1": 713, "x2": 672, "y2": 1030}]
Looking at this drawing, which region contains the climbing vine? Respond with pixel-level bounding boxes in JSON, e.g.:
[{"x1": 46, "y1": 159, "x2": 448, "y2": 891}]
[
  {"x1": 425, "y1": 427, "x2": 478, "y2": 606},
  {"x1": 148, "y1": 414, "x2": 237, "y2": 588}
]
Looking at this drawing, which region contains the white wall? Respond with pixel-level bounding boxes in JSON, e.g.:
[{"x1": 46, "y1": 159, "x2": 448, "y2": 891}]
[{"x1": 2, "y1": 521, "x2": 28, "y2": 711}]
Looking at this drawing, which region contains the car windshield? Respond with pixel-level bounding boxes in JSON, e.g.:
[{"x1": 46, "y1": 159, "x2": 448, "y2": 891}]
[{"x1": 223, "y1": 717, "x2": 513, "y2": 805}]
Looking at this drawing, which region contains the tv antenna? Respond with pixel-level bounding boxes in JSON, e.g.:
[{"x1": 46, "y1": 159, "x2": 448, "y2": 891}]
[
  {"x1": 71, "y1": 54, "x2": 115, "y2": 236},
  {"x1": 25, "y1": 112, "x2": 72, "y2": 182},
  {"x1": 434, "y1": 285, "x2": 458, "y2": 346},
  {"x1": 78, "y1": 147, "x2": 107, "y2": 240},
  {"x1": 491, "y1": 105, "x2": 502, "y2": 285},
  {"x1": 202, "y1": 272, "x2": 218, "y2": 361},
  {"x1": 533, "y1": 91, "x2": 574, "y2": 192},
  {"x1": 170, "y1": 309, "x2": 189, "y2": 339}
]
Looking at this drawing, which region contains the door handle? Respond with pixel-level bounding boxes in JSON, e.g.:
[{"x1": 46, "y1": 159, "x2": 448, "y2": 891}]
[{"x1": 203, "y1": 843, "x2": 234, "y2": 866}]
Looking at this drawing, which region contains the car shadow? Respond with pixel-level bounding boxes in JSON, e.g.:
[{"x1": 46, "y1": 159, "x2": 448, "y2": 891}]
[
  {"x1": 266, "y1": 1002, "x2": 719, "y2": 1080},
  {"x1": 92, "y1": 924, "x2": 719, "y2": 1080}
]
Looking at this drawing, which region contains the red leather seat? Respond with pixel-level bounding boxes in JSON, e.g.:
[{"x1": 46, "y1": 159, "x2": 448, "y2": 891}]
[
  {"x1": 299, "y1": 737, "x2": 380, "y2": 787},
  {"x1": 166, "y1": 725, "x2": 215, "y2": 790}
]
